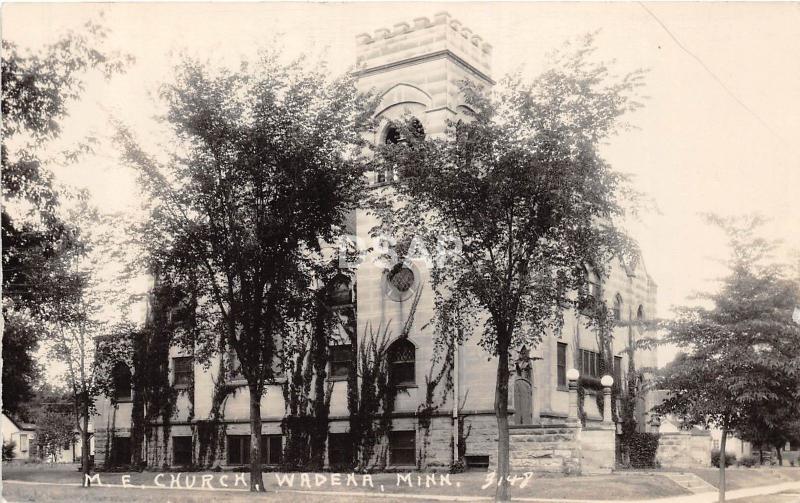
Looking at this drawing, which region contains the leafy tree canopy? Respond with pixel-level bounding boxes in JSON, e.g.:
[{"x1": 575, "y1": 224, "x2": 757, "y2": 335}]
[
  {"x1": 371, "y1": 34, "x2": 645, "y2": 501},
  {"x1": 1, "y1": 18, "x2": 131, "y2": 415},
  {"x1": 116, "y1": 49, "x2": 378, "y2": 490},
  {"x1": 654, "y1": 214, "x2": 800, "y2": 435}
]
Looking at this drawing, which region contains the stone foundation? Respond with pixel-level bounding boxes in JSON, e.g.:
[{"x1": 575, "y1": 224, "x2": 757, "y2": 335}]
[
  {"x1": 505, "y1": 423, "x2": 581, "y2": 474},
  {"x1": 463, "y1": 414, "x2": 499, "y2": 466}
]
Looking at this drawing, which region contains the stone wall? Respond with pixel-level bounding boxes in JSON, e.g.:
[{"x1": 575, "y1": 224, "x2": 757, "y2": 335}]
[
  {"x1": 505, "y1": 424, "x2": 581, "y2": 474},
  {"x1": 657, "y1": 431, "x2": 711, "y2": 468},
  {"x1": 419, "y1": 416, "x2": 454, "y2": 470},
  {"x1": 463, "y1": 414, "x2": 498, "y2": 466},
  {"x1": 580, "y1": 427, "x2": 615, "y2": 474}
]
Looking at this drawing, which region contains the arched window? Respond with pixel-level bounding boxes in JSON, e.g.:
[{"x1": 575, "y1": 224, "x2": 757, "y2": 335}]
[
  {"x1": 112, "y1": 362, "x2": 132, "y2": 401},
  {"x1": 378, "y1": 119, "x2": 425, "y2": 183},
  {"x1": 613, "y1": 294, "x2": 623, "y2": 322},
  {"x1": 588, "y1": 270, "x2": 601, "y2": 301},
  {"x1": 388, "y1": 339, "x2": 415, "y2": 386},
  {"x1": 580, "y1": 265, "x2": 601, "y2": 315},
  {"x1": 636, "y1": 305, "x2": 645, "y2": 333},
  {"x1": 384, "y1": 118, "x2": 425, "y2": 146}
]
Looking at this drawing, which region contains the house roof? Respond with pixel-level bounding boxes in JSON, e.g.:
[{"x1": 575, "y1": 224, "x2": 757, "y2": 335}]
[{"x1": 3, "y1": 413, "x2": 35, "y2": 431}]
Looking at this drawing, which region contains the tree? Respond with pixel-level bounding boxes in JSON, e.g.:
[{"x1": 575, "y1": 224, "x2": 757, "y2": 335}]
[
  {"x1": 42, "y1": 201, "x2": 132, "y2": 483},
  {"x1": 116, "y1": 52, "x2": 376, "y2": 490},
  {"x1": 653, "y1": 214, "x2": 800, "y2": 503},
  {"x1": 2, "y1": 19, "x2": 131, "y2": 416},
  {"x1": 35, "y1": 409, "x2": 76, "y2": 462},
  {"x1": 372, "y1": 35, "x2": 643, "y2": 501}
]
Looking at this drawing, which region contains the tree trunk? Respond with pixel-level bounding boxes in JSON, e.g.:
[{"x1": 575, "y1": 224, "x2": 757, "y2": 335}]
[
  {"x1": 248, "y1": 383, "x2": 265, "y2": 492},
  {"x1": 776, "y1": 446, "x2": 783, "y2": 466},
  {"x1": 719, "y1": 428, "x2": 727, "y2": 503},
  {"x1": 346, "y1": 308, "x2": 359, "y2": 470},
  {"x1": 494, "y1": 341, "x2": 511, "y2": 502},
  {"x1": 81, "y1": 405, "x2": 91, "y2": 486},
  {"x1": 310, "y1": 302, "x2": 329, "y2": 470}
]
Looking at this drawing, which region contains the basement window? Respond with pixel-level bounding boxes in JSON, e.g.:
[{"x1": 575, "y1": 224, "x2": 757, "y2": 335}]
[
  {"x1": 172, "y1": 436, "x2": 192, "y2": 466},
  {"x1": 465, "y1": 455, "x2": 490, "y2": 471},
  {"x1": 388, "y1": 430, "x2": 416, "y2": 466}
]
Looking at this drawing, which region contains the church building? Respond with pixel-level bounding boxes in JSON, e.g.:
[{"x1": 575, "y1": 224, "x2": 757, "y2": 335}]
[{"x1": 93, "y1": 13, "x2": 658, "y2": 474}]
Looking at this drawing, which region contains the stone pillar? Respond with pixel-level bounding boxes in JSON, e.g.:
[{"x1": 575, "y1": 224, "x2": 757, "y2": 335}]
[
  {"x1": 601, "y1": 375, "x2": 614, "y2": 425},
  {"x1": 650, "y1": 415, "x2": 661, "y2": 434},
  {"x1": 567, "y1": 368, "x2": 579, "y2": 423}
]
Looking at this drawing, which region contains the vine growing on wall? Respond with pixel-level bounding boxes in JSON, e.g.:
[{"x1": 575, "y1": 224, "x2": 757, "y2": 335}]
[
  {"x1": 573, "y1": 267, "x2": 617, "y2": 426},
  {"x1": 347, "y1": 286, "x2": 420, "y2": 472},
  {"x1": 279, "y1": 265, "x2": 355, "y2": 471},
  {"x1": 196, "y1": 335, "x2": 237, "y2": 468},
  {"x1": 348, "y1": 324, "x2": 393, "y2": 471},
  {"x1": 95, "y1": 277, "x2": 196, "y2": 469},
  {"x1": 416, "y1": 345, "x2": 453, "y2": 469},
  {"x1": 618, "y1": 317, "x2": 644, "y2": 467},
  {"x1": 416, "y1": 287, "x2": 468, "y2": 469},
  {"x1": 280, "y1": 299, "x2": 337, "y2": 471}
]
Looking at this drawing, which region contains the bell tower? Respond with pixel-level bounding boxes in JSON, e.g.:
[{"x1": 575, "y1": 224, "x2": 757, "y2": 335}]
[{"x1": 354, "y1": 12, "x2": 493, "y2": 141}]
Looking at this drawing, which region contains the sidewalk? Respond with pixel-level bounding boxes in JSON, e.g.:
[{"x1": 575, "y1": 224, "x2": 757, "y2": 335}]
[
  {"x1": 510, "y1": 481, "x2": 800, "y2": 503},
  {"x1": 5, "y1": 478, "x2": 800, "y2": 503}
]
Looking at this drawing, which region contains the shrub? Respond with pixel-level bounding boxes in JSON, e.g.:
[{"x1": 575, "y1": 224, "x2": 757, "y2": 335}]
[
  {"x1": 711, "y1": 449, "x2": 736, "y2": 467},
  {"x1": 450, "y1": 459, "x2": 466, "y2": 474},
  {"x1": 627, "y1": 432, "x2": 660, "y2": 468},
  {"x1": 738, "y1": 455, "x2": 757, "y2": 467},
  {"x1": 2, "y1": 440, "x2": 16, "y2": 461}
]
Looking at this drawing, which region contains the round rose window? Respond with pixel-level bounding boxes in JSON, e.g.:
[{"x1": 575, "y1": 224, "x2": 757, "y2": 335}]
[
  {"x1": 383, "y1": 263, "x2": 419, "y2": 302},
  {"x1": 389, "y1": 266, "x2": 415, "y2": 292}
]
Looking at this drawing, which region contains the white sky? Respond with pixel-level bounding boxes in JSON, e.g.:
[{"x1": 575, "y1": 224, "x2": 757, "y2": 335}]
[{"x1": 4, "y1": 2, "x2": 800, "y2": 367}]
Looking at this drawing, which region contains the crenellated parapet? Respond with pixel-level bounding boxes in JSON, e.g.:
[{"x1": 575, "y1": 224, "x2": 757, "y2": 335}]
[{"x1": 355, "y1": 11, "x2": 492, "y2": 83}]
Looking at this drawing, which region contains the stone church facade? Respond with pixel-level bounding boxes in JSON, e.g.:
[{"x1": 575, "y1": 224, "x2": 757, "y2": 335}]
[{"x1": 94, "y1": 13, "x2": 658, "y2": 474}]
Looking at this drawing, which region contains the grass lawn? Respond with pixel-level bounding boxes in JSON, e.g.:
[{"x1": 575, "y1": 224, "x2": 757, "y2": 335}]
[
  {"x1": 2, "y1": 464, "x2": 688, "y2": 501},
  {"x1": 676, "y1": 466, "x2": 800, "y2": 490}
]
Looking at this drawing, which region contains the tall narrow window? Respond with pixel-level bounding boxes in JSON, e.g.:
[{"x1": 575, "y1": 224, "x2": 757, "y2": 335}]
[
  {"x1": 329, "y1": 344, "x2": 353, "y2": 379},
  {"x1": 227, "y1": 435, "x2": 248, "y2": 465},
  {"x1": 614, "y1": 356, "x2": 623, "y2": 388},
  {"x1": 557, "y1": 342, "x2": 567, "y2": 388},
  {"x1": 112, "y1": 362, "x2": 132, "y2": 401},
  {"x1": 579, "y1": 349, "x2": 600, "y2": 378},
  {"x1": 260, "y1": 435, "x2": 282, "y2": 465},
  {"x1": 228, "y1": 351, "x2": 245, "y2": 381},
  {"x1": 388, "y1": 339, "x2": 415, "y2": 386},
  {"x1": 637, "y1": 305, "x2": 645, "y2": 333},
  {"x1": 580, "y1": 266, "x2": 602, "y2": 315},
  {"x1": 613, "y1": 294, "x2": 623, "y2": 322},
  {"x1": 173, "y1": 356, "x2": 193, "y2": 387},
  {"x1": 379, "y1": 119, "x2": 425, "y2": 182}
]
